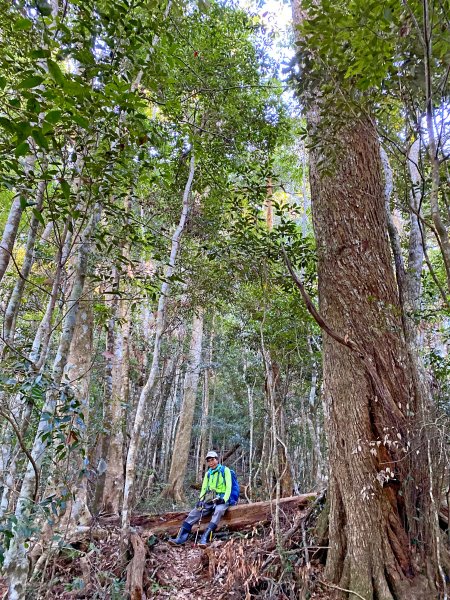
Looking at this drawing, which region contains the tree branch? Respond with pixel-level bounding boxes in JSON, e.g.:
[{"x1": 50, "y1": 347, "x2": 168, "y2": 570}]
[
  {"x1": 0, "y1": 408, "x2": 40, "y2": 503},
  {"x1": 281, "y1": 246, "x2": 359, "y2": 354}
]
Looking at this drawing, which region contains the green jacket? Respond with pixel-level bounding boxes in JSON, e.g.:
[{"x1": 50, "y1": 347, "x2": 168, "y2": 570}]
[{"x1": 200, "y1": 464, "x2": 232, "y2": 503}]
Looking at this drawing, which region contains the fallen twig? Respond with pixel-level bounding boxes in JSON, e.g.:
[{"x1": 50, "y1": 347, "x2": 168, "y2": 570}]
[{"x1": 319, "y1": 579, "x2": 368, "y2": 600}]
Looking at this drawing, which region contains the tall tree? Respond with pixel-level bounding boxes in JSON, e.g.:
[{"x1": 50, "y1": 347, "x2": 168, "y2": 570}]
[
  {"x1": 166, "y1": 307, "x2": 204, "y2": 501},
  {"x1": 291, "y1": 0, "x2": 446, "y2": 597}
]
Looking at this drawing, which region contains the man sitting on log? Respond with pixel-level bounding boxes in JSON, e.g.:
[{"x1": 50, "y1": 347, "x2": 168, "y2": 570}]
[{"x1": 169, "y1": 450, "x2": 232, "y2": 548}]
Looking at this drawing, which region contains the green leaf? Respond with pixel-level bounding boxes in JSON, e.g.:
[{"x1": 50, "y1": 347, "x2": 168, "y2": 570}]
[
  {"x1": 71, "y1": 113, "x2": 89, "y2": 129},
  {"x1": 31, "y1": 128, "x2": 49, "y2": 149},
  {"x1": 45, "y1": 110, "x2": 62, "y2": 124},
  {"x1": 15, "y1": 141, "x2": 30, "y2": 157},
  {"x1": 74, "y1": 49, "x2": 95, "y2": 66},
  {"x1": 60, "y1": 180, "x2": 70, "y2": 199},
  {"x1": 30, "y1": 49, "x2": 51, "y2": 59},
  {"x1": 63, "y1": 80, "x2": 88, "y2": 97},
  {"x1": 35, "y1": 0, "x2": 52, "y2": 16},
  {"x1": 18, "y1": 75, "x2": 45, "y2": 89},
  {"x1": 41, "y1": 121, "x2": 53, "y2": 135},
  {"x1": 32, "y1": 207, "x2": 45, "y2": 225},
  {"x1": 16, "y1": 121, "x2": 32, "y2": 143},
  {"x1": 27, "y1": 98, "x2": 41, "y2": 113},
  {"x1": 0, "y1": 76, "x2": 6, "y2": 90},
  {"x1": 47, "y1": 59, "x2": 66, "y2": 86},
  {"x1": 13, "y1": 17, "x2": 32, "y2": 31},
  {"x1": 0, "y1": 117, "x2": 16, "y2": 134}
]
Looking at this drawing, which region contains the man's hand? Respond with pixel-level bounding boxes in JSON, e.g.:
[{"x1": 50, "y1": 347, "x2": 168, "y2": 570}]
[
  {"x1": 213, "y1": 497, "x2": 225, "y2": 505},
  {"x1": 196, "y1": 500, "x2": 204, "y2": 509}
]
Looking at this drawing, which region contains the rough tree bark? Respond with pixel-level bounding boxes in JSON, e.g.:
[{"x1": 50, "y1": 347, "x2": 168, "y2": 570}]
[
  {"x1": 300, "y1": 123, "x2": 435, "y2": 598},
  {"x1": 165, "y1": 307, "x2": 204, "y2": 502},
  {"x1": 312, "y1": 119, "x2": 434, "y2": 600},
  {"x1": 290, "y1": 2, "x2": 439, "y2": 597}
]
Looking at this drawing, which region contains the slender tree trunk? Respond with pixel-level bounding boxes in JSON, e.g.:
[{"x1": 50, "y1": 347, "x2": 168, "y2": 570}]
[
  {"x1": 160, "y1": 360, "x2": 181, "y2": 479},
  {"x1": 121, "y1": 154, "x2": 195, "y2": 538},
  {"x1": 4, "y1": 206, "x2": 100, "y2": 600},
  {"x1": 101, "y1": 279, "x2": 130, "y2": 513},
  {"x1": 405, "y1": 139, "x2": 425, "y2": 312},
  {"x1": 137, "y1": 346, "x2": 180, "y2": 501},
  {"x1": 243, "y1": 358, "x2": 255, "y2": 498},
  {"x1": 0, "y1": 225, "x2": 68, "y2": 517},
  {"x1": 57, "y1": 289, "x2": 94, "y2": 530},
  {"x1": 92, "y1": 275, "x2": 119, "y2": 513},
  {"x1": 261, "y1": 345, "x2": 293, "y2": 499},
  {"x1": 31, "y1": 222, "x2": 71, "y2": 367},
  {"x1": 166, "y1": 307, "x2": 204, "y2": 502},
  {"x1": 305, "y1": 355, "x2": 326, "y2": 487},
  {"x1": 0, "y1": 197, "x2": 25, "y2": 284},
  {"x1": 2, "y1": 180, "x2": 46, "y2": 347},
  {"x1": 423, "y1": 0, "x2": 450, "y2": 291},
  {"x1": 198, "y1": 323, "x2": 213, "y2": 482}
]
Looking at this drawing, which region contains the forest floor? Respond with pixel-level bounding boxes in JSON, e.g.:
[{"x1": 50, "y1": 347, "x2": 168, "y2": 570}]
[
  {"x1": 26, "y1": 528, "x2": 329, "y2": 599},
  {"x1": 15, "y1": 518, "x2": 331, "y2": 599},
  {"x1": 1, "y1": 496, "x2": 331, "y2": 598}
]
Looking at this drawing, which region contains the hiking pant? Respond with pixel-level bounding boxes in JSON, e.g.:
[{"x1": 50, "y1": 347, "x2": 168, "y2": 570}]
[{"x1": 185, "y1": 501, "x2": 229, "y2": 528}]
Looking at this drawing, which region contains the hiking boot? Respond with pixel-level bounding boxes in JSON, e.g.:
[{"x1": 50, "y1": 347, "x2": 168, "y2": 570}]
[
  {"x1": 168, "y1": 522, "x2": 191, "y2": 546},
  {"x1": 198, "y1": 523, "x2": 216, "y2": 548}
]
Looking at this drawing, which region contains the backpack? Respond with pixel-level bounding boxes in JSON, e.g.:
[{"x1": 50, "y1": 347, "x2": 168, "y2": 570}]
[{"x1": 207, "y1": 465, "x2": 240, "y2": 506}]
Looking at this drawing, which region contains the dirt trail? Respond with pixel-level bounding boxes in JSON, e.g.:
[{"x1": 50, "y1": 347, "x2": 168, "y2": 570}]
[{"x1": 148, "y1": 539, "x2": 239, "y2": 599}]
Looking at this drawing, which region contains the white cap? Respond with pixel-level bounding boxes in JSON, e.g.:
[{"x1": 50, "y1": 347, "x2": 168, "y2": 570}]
[{"x1": 205, "y1": 450, "x2": 218, "y2": 459}]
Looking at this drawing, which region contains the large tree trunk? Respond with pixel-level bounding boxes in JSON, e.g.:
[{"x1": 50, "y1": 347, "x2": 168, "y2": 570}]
[
  {"x1": 309, "y1": 117, "x2": 434, "y2": 599},
  {"x1": 165, "y1": 307, "x2": 204, "y2": 502},
  {"x1": 290, "y1": 2, "x2": 439, "y2": 596}
]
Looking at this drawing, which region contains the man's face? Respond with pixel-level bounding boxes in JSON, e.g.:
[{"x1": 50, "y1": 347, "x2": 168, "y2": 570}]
[{"x1": 206, "y1": 457, "x2": 219, "y2": 469}]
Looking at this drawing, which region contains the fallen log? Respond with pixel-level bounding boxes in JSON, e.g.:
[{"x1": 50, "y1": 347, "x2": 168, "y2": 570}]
[
  {"x1": 126, "y1": 532, "x2": 147, "y2": 600},
  {"x1": 130, "y1": 493, "x2": 318, "y2": 536}
]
